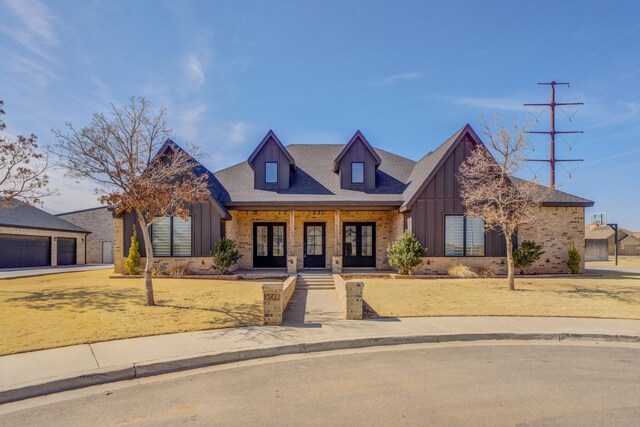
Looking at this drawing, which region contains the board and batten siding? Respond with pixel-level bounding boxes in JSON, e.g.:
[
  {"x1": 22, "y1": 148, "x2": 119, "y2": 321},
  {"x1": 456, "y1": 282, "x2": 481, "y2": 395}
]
[
  {"x1": 122, "y1": 199, "x2": 224, "y2": 257},
  {"x1": 405, "y1": 135, "x2": 507, "y2": 257},
  {"x1": 339, "y1": 138, "x2": 377, "y2": 191},
  {"x1": 252, "y1": 137, "x2": 291, "y2": 190}
]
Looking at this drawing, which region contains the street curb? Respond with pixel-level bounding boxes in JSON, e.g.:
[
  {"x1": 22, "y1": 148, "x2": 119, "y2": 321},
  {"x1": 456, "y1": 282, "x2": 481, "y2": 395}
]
[{"x1": 1, "y1": 332, "x2": 639, "y2": 404}]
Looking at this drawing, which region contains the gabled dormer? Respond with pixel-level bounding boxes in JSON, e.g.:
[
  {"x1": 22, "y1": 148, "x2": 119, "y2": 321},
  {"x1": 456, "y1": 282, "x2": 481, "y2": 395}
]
[
  {"x1": 333, "y1": 130, "x2": 382, "y2": 191},
  {"x1": 247, "y1": 130, "x2": 296, "y2": 190}
]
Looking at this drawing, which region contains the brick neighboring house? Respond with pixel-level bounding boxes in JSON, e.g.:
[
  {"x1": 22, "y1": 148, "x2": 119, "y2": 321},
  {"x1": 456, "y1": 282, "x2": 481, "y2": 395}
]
[
  {"x1": 113, "y1": 124, "x2": 593, "y2": 275},
  {"x1": 58, "y1": 207, "x2": 115, "y2": 264},
  {"x1": 0, "y1": 201, "x2": 89, "y2": 268}
]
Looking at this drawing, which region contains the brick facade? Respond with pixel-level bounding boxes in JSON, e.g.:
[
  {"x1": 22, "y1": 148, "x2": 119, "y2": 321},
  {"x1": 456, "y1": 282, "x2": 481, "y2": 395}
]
[
  {"x1": 59, "y1": 207, "x2": 114, "y2": 264},
  {"x1": 0, "y1": 225, "x2": 87, "y2": 266}
]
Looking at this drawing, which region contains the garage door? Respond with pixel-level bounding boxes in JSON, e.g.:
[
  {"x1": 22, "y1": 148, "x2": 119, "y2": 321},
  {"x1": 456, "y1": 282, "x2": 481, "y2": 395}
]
[
  {"x1": 57, "y1": 238, "x2": 77, "y2": 266},
  {"x1": 0, "y1": 234, "x2": 51, "y2": 268}
]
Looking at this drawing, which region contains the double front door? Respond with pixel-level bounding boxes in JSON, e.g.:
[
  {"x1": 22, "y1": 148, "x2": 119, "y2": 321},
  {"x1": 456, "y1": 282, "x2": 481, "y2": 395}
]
[
  {"x1": 253, "y1": 223, "x2": 286, "y2": 268},
  {"x1": 343, "y1": 222, "x2": 376, "y2": 268}
]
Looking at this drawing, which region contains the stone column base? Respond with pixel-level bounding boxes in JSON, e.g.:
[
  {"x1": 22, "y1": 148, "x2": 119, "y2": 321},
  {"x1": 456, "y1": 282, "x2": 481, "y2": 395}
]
[{"x1": 332, "y1": 256, "x2": 343, "y2": 273}]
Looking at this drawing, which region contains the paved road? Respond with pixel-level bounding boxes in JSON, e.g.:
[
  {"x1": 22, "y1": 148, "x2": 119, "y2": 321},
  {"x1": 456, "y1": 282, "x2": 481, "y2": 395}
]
[{"x1": 2, "y1": 342, "x2": 639, "y2": 426}]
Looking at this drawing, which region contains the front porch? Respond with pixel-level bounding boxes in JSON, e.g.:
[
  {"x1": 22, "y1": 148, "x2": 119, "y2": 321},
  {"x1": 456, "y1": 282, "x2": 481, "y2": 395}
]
[{"x1": 225, "y1": 209, "x2": 404, "y2": 273}]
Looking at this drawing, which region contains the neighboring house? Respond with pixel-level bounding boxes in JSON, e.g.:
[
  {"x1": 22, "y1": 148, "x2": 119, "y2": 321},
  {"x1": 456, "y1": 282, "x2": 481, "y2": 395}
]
[
  {"x1": 113, "y1": 124, "x2": 593, "y2": 275},
  {"x1": 584, "y1": 225, "x2": 636, "y2": 259},
  {"x1": 57, "y1": 207, "x2": 115, "y2": 264},
  {"x1": 0, "y1": 202, "x2": 89, "y2": 268},
  {"x1": 620, "y1": 234, "x2": 640, "y2": 256}
]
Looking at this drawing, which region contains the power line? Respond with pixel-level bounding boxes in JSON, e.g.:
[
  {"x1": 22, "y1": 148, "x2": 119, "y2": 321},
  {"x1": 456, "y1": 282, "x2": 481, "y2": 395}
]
[{"x1": 524, "y1": 81, "x2": 584, "y2": 190}]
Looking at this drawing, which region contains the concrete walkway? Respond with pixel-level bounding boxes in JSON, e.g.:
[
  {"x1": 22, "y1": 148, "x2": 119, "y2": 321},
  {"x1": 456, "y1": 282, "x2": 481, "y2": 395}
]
[
  {"x1": 0, "y1": 264, "x2": 113, "y2": 279},
  {"x1": 283, "y1": 289, "x2": 344, "y2": 324},
  {"x1": 1, "y1": 316, "x2": 639, "y2": 404}
]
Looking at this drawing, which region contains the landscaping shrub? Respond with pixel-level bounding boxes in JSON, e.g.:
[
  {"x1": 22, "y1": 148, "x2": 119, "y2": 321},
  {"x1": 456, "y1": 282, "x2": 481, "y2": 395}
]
[
  {"x1": 387, "y1": 230, "x2": 427, "y2": 275},
  {"x1": 169, "y1": 263, "x2": 190, "y2": 278},
  {"x1": 211, "y1": 237, "x2": 242, "y2": 274},
  {"x1": 513, "y1": 240, "x2": 545, "y2": 274},
  {"x1": 124, "y1": 226, "x2": 141, "y2": 275},
  {"x1": 447, "y1": 264, "x2": 478, "y2": 278},
  {"x1": 474, "y1": 265, "x2": 496, "y2": 278},
  {"x1": 151, "y1": 265, "x2": 165, "y2": 277},
  {"x1": 567, "y1": 240, "x2": 581, "y2": 274}
]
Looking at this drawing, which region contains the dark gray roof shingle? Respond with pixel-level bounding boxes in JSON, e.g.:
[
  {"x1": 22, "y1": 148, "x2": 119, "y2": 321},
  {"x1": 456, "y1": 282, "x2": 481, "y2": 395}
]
[{"x1": 0, "y1": 202, "x2": 90, "y2": 233}]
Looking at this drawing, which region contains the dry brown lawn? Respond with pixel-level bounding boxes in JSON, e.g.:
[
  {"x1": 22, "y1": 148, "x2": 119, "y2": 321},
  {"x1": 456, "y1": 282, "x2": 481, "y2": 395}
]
[
  {"x1": 0, "y1": 270, "x2": 263, "y2": 355},
  {"x1": 586, "y1": 256, "x2": 640, "y2": 268},
  {"x1": 363, "y1": 269, "x2": 640, "y2": 320}
]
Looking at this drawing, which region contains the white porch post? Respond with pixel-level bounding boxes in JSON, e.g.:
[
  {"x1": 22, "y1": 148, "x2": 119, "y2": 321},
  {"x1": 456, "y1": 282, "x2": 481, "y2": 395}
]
[{"x1": 335, "y1": 210, "x2": 341, "y2": 256}]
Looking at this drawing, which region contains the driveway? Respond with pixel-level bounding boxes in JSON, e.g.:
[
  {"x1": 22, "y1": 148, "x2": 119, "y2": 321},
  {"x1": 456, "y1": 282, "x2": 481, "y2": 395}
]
[
  {"x1": 0, "y1": 264, "x2": 113, "y2": 279},
  {"x1": 2, "y1": 342, "x2": 639, "y2": 426}
]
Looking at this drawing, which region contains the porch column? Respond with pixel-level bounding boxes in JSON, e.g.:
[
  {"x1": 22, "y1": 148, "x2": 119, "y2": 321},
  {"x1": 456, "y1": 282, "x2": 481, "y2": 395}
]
[
  {"x1": 290, "y1": 210, "x2": 295, "y2": 250},
  {"x1": 334, "y1": 210, "x2": 341, "y2": 256}
]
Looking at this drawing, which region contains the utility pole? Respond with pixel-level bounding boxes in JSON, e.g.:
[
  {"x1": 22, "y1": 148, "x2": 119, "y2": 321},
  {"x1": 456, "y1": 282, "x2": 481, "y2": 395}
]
[{"x1": 524, "y1": 81, "x2": 584, "y2": 189}]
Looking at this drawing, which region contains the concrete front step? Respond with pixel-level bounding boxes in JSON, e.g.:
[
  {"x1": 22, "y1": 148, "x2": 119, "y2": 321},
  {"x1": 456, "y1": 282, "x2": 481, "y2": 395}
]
[{"x1": 297, "y1": 274, "x2": 336, "y2": 291}]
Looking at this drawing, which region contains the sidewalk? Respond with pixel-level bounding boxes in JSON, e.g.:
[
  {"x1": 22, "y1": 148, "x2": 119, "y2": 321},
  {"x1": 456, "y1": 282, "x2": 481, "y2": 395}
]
[
  {"x1": 1, "y1": 316, "x2": 639, "y2": 404},
  {"x1": 0, "y1": 264, "x2": 113, "y2": 279}
]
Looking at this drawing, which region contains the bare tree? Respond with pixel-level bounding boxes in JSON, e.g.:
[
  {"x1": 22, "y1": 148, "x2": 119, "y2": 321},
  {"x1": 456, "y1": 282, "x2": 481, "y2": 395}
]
[
  {"x1": 0, "y1": 100, "x2": 54, "y2": 206},
  {"x1": 458, "y1": 115, "x2": 545, "y2": 290},
  {"x1": 52, "y1": 97, "x2": 210, "y2": 306}
]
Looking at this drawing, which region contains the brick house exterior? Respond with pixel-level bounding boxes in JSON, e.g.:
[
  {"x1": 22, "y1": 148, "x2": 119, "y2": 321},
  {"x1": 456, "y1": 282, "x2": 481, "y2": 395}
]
[
  {"x1": 113, "y1": 125, "x2": 593, "y2": 274},
  {"x1": 58, "y1": 207, "x2": 115, "y2": 264}
]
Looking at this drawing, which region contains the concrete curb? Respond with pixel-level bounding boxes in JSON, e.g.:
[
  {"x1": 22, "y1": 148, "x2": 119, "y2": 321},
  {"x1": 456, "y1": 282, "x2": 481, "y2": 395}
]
[{"x1": 2, "y1": 332, "x2": 638, "y2": 404}]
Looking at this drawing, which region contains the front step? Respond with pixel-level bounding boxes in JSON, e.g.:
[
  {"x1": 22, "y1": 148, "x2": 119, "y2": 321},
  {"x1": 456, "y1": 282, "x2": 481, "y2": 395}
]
[{"x1": 297, "y1": 274, "x2": 335, "y2": 290}]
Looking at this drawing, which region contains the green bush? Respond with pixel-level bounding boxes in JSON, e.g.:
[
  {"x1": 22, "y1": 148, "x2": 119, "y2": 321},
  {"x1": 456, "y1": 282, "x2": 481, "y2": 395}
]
[
  {"x1": 387, "y1": 231, "x2": 427, "y2": 275},
  {"x1": 124, "y1": 226, "x2": 141, "y2": 275},
  {"x1": 567, "y1": 240, "x2": 581, "y2": 274},
  {"x1": 210, "y1": 237, "x2": 242, "y2": 274},
  {"x1": 513, "y1": 240, "x2": 545, "y2": 274}
]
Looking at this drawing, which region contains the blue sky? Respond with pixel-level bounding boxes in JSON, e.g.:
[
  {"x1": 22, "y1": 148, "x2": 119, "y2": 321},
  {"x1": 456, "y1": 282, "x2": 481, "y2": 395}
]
[{"x1": 1, "y1": 0, "x2": 639, "y2": 228}]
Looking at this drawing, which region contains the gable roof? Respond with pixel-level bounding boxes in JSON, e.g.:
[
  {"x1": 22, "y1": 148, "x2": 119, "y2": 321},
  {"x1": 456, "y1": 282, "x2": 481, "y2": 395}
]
[
  {"x1": 620, "y1": 234, "x2": 640, "y2": 246},
  {"x1": 400, "y1": 124, "x2": 478, "y2": 211},
  {"x1": 215, "y1": 144, "x2": 414, "y2": 206},
  {"x1": 247, "y1": 130, "x2": 296, "y2": 171},
  {"x1": 0, "y1": 201, "x2": 90, "y2": 233},
  {"x1": 332, "y1": 130, "x2": 382, "y2": 173},
  {"x1": 509, "y1": 177, "x2": 594, "y2": 207},
  {"x1": 155, "y1": 139, "x2": 231, "y2": 219},
  {"x1": 585, "y1": 226, "x2": 614, "y2": 240}
]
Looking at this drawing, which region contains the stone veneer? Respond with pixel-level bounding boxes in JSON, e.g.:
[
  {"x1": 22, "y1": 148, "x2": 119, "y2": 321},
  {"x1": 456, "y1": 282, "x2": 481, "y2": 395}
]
[
  {"x1": 0, "y1": 226, "x2": 87, "y2": 266},
  {"x1": 58, "y1": 207, "x2": 114, "y2": 264}
]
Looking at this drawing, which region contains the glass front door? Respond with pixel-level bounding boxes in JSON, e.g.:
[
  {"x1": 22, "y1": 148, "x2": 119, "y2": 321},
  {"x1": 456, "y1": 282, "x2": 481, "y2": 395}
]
[
  {"x1": 253, "y1": 223, "x2": 286, "y2": 268},
  {"x1": 343, "y1": 222, "x2": 376, "y2": 268},
  {"x1": 304, "y1": 223, "x2": 325, "y2": 268}
]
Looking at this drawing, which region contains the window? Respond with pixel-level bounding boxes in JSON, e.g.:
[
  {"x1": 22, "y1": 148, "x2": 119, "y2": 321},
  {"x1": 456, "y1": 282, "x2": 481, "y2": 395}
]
[
  {"x1": 445, "y1": 215, "x2": 485, "y2": 256},
  {"x1": 265, "y1": 162, "x2": 278, "y2": 184},
  {"x1": 351, "y1": 162, "x2": 364, "y2": 184},
  {"x1": 152, "y1": 216, "x2": 192, "y2": 257}
]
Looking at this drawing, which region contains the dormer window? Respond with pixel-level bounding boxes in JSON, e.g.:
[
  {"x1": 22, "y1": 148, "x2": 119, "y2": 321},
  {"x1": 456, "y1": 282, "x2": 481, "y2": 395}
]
[
  {"x1": 265, "y1": 162, "x2": 278, "y2": 184},
  {"x1": 351, "y1": 162, "x2": 364, "y2": 184}
]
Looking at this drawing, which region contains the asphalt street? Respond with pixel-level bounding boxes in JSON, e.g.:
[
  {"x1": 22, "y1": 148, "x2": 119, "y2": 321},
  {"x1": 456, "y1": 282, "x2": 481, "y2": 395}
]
[{"x1": 1, "y1": 342, "x2": 639, "y2": 426}]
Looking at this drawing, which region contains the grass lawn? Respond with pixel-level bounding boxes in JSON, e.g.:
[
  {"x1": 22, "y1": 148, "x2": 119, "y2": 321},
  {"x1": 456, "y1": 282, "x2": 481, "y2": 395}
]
[
  {"x1": 363, "y1": 269, "x2": 640, "y2": 320},
  {"x1": 0, "y1": 270, "x2": 264, "y2": 356},
  {"x1": 586, "y1": 256, "x2": 640, "y2": 268}
]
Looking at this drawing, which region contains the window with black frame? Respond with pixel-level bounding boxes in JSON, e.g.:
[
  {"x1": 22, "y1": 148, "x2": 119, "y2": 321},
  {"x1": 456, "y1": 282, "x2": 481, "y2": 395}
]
[
  {"x1": 265, "y1": 162, "x2": 278, "y2": 184},
  {"x1": 444, "y1": 215, "x2": 485, "y2": 256},
  {"x1": 152, "y1": 216, "x2": 192, "y2": 257},
  {"x1": 351, "y1": 162, "x2": 364, "y2": 184}
]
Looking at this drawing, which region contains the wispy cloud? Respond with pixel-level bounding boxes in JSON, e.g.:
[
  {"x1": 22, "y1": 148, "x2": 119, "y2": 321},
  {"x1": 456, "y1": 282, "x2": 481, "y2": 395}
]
[
  {"x1": 0, "y1": 47, "x2": 58, "y2": 86},
  {"x1": 225, "y1": 122, "x2": 247, "y2": 146},
  {"x1": 176, "y1": 104, "x2": 207, "y2": 141},
  {"x1": 380, "y1": 71, "x2": 423, "y2": 85},
  {"x1": 2, "y1": 0, "x2": 58, "y2": 60},
  {"x1": 184, "y1": 54, "x2": 205, "y2": 87},
  {"x1": 445, "y1": 95, "x2": 526, "y2": 111}
]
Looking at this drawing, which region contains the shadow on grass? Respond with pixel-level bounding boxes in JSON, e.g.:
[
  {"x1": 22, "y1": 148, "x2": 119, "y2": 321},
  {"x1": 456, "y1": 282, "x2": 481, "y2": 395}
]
[
  {"x1": 158, "y1": 302, "x2": 262, "y2": 326},
  {"x1": 1, "y1": 286, "x2": 141, "y2": 312},
  {"x1": 559, "y1": 287, "x2": 639, "y2": 304}
]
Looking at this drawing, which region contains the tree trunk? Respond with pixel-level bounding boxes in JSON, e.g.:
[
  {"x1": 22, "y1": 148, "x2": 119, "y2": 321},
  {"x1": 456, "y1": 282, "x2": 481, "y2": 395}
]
[
  {"x1": 505, "y1": 233, "x2": 515, "y2": 291},
  {"x1": 136, "y1": 211, "x2": 155, "y2": 306}
]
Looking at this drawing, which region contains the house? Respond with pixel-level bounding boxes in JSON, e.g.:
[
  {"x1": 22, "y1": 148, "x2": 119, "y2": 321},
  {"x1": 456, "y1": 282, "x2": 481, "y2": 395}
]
[
  {"x1": 619, "y1": 233, "x2": 640, "y2": 256},
  {"x1": 113, "y1": 124, "x2": 593, "y2": 275},
  {"x1": 57, "y1": 207, "x2": 115, "y2": 264},
  {"x1": 585, "y1": 225, "x2": 637, "y2": 259},
  {"x1": 0, "y1": 201, "x2": 89, "y2": 268}
]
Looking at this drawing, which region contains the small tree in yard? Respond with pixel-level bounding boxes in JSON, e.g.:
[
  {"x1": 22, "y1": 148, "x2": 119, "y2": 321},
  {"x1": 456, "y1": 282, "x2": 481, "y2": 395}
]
[
  {"x1": 125, "y1": 226, "x2": 141, "y2": 275},
  {"x1": 387, "y1": 230, "x2": 427, "y2": 275},
  {"x1": 458, "y1": 115, "x2": 547, "y2": 290},
  {"x1": 0, "y1": 100, "x2": 54, "y2": 206},
  {"x1": 567, "y1": 240, "x2": 581, "y2": 274},
  {"x1": 211, "y1": 237, "x2": 241, "y2": 274},
  {"x1": 513, "y1": 240, "x2": 544, "y2": 275},
  {"x1": 52, "y1": 97, "x2": 210, "y2": 306}
]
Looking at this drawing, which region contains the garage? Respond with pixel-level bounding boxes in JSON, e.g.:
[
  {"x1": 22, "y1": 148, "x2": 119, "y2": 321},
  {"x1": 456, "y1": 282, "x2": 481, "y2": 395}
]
[
  {"x1": 0, "y1": 201, "x2": 89, "y2": 269},
  {"x1": 56, "y1": 238, "x2": 77, "y2": 265},
  {"x1": 0, "y1": 234, "x2": 51, "y2": 268}
]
